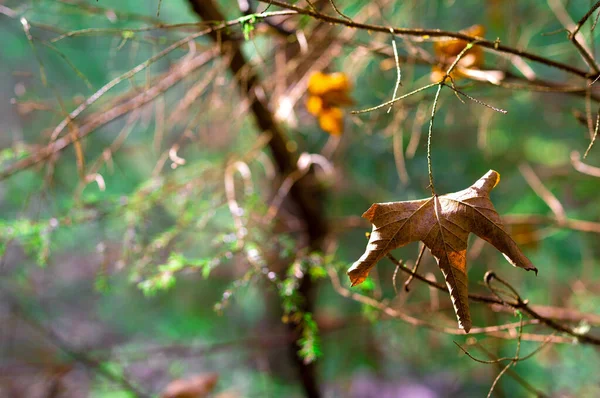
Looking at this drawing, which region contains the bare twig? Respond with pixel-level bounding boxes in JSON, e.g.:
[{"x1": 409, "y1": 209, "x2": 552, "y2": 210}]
[
  {"x1": 189, "y1": 2, "x2": 329, "y2": 397},
  {"x1": 0, "y1": 50, "x2": 217, "y2": 180},
  {"x1": 404, "y1": 243, "x2": 426, "y2": 292},
  {"x1": 548, "y1": 0, "x2": 600, "y2": 73},
  {"x1": 387, "y1": 29, "x2": 402, "y2": 113},
  {"x1": 473, "y1": 342, "x2": 548, "y2": 397},
  {"x1": 257, "y1": 0, "x2": 596, "y2": 78},
  {"x1": 328, "y1": 266, "x2": 538, "y2": 335},
  {"x1": 518, "y1": 163, "x2": 567, "y2": 224},
  {"x1": 571, "y1": 151, "x2": 600, "y2": 177},
  {"x1": 390, "y1": 108, "x2": 410, "y2": 185},
  {"x1": 485, "y1": 272, "x2": 600, "y2": 345}
]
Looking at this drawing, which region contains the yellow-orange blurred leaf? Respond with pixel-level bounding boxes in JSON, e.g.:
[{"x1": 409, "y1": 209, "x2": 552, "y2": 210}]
[
  {"x1": 430, "y1": 66, "x2": 446, "y2": 83},
  {"x1": 306, "y1": 71, "x2": 353, "y2": 135},
  {"x1": 431, "y1": 25, "x2": 486, "y2": 82},
  {"x1": 306, "y1": 95, "x2": 324, "y2": 116},
  {"x1": 318, "y1": 107, "x2": 344, "y2": 136},
  {"x1": 308, "y1": 72, "x2": 351, "y2": 96},
  {"x1": 434, "y1": 25, "x2": 485, "y2": 57}
]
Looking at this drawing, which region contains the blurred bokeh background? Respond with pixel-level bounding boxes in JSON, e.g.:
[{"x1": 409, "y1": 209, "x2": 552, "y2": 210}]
[{"x1": 1, "y1": 0, "x2": 600, "y2": 397}]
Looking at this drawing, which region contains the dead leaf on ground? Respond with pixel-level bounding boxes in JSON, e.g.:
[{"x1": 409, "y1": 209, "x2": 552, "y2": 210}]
[
  {"x1": 348, "y1": 170, "x2": 537, "y2": 332},
  {"x1": 162, "y1": 373, "x2": 219, "y2": 398}
]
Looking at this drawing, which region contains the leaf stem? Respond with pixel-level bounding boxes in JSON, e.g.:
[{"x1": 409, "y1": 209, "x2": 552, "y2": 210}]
[{"x1": 427, "y1": 84, "x2": 442, "y2": 195}]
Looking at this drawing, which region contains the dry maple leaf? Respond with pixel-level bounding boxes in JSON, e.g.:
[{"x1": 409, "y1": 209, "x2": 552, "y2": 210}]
[{"x1": 347, "y1": 170, "x2": 537, "y2": 332}]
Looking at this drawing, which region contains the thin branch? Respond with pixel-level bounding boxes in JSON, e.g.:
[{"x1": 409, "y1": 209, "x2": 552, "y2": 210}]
[
  {"x1": 390, "y1": 108, "x2": 410, "y2": 185},
  {"x1": 256, "y1": 0, "x2": 595, "y2": 78},
  {"x1": 328, "y1": 0, "x2": 352, "y2": 22},
  {"x1": 387, "y1": 29, "x2": 402, "y2": 114},
  {"x1": 383, "y1": 253, "x2": 600, "y2": 331},
  {"x1": 479, "y1": 342, "x2": 549, "y2": 397},
  {"x1": 571, "y1": 151, "x2": 600, "y2": 177},
  {"x1": 328, "y1": 266, "x2": 538, "y2": 336},
  {"x1": 569, "y1": 0, "x2": 600, "y2": 73},
  {"x1": 48, "y1": 10, "x2": 296, "y2": 143},
  {"x1": 518, "y1": 163, "x2": 567, "y2": 224},
  {"x1": 351, "y1": 82, "x2": 438, "y2": 114},
  {"x1": 0, "y1": 50, "x2": 218, "y2": 180},
  {"x1": 427, "y1": 41, "x2": 480, "y2": 194},
  {"x1": 583, "y1": 105, "x2": 600, "y2": 158},
  {"x1": 427, "y1": 83, "x2": 443, "y2": 195},
  {"x1": 404, "y1": 243, "x2": 426, "y2": 292},
  {"x1": 225, "y1": 161, "x2": 254, "y2": 248},
  {"x1": 454, "y1": 332, "x2": 555, "y2": 365},
  {"x1": 549, "y1": 0, "x2": 600, "y2": 73},
  {"x1": 485, "y1": 272, "x2": 600, "y2": 345},
  {"x1": 444, "y1": 84, "x2": 508, "y2": 114},
  {"x1": 188, "y1": 2, "x2": 329, "y2": 397},
  {"x1": 488, "y1": 362, "x2": 512, "y2": 398}
]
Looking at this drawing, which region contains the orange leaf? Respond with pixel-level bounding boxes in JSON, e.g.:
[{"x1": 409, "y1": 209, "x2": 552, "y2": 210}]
[
  {"x1": 318, "y1": 107, "x2": 344, "y2": 136},
  {"x1": 306, "y1": 95, "x2": 324, "y2": 116},
  {"x1": 306, "y1": 71, "x2": 354, "y2": 135},
  {"x1": 348, "y1": 170, "x2": 537, "y2": 332},
  {"x1": 431, "y1": 25, "x2": 486, "y2": 82},
  {"x1": 308, "y1": 72, "x2": 351, "y2": 96},
  {"x1": 434, "y1": 25, "x2": 485, "y2": 58}
]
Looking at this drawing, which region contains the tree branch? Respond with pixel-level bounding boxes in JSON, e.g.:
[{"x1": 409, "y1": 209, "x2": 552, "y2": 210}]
[
  {"x1": 256, "y1": 0, "x2": 597, "y2": 79},
  {"x1": 187, "y1": 1, "x2": 328, "y2": 397}
]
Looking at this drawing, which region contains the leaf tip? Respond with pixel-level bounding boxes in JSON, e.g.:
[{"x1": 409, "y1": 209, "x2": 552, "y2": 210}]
[
  {"x1": 347, "y1": 267, "x2": 366, "y2": 286},
  {"x1": 490, "y1": 169, "x2": 500, "y2": 188},
  {"x1": 461, "y1": 322, "x2": 471, "y2": 333},
  {"x1": 362, "y1": 203, "x2": 379, "y2": 222},
  {"x1": 477, "y1": 169, "x2": 501, "y2": 192}
]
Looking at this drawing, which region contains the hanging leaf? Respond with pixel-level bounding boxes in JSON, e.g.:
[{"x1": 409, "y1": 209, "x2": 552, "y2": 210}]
[{"x1": 348, "y1": 170, "x2": 537, "y2": 332}]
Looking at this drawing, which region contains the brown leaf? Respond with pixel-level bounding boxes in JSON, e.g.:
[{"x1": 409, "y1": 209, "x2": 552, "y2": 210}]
[
  {"x1": 348, "y1": 170, "x2": 537, "y2": 332},
  {"x1": 161, "y1": 373, "x2": 219, "y2": 398},
  {"x1": 431, "y1": 25, "x2": 489, "y2": 83}
]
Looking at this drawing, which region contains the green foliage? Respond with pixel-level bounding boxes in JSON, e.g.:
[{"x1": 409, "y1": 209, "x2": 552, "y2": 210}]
[
  {"x1": 298, "y1": 312, "x2": 322, "y2": 364},
  {"x1": 137, "y1": 252, "x2": 217, "y2": 296},
  {"x1": 0, "y1": 144, "x2": 30, "y2": 166},
  {"x1": 2, "y1": 0, "x2": 600, "y2": 396},
  {"x1": 240, "y1": 14, "x2": 257, "y2": 41},
  {"x1": 0, "y1": 218, "x2": 53, "y2": 266}
]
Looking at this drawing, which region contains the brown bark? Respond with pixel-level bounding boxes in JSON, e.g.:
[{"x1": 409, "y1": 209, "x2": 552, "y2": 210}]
[{"x1": 187, "y1": 2, "x2": 327, "y2": 397}]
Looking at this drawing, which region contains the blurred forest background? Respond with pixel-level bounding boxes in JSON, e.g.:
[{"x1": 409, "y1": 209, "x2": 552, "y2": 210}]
[{"x1": 1, "y1": 0, "x2": 600, "y2": 397}]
